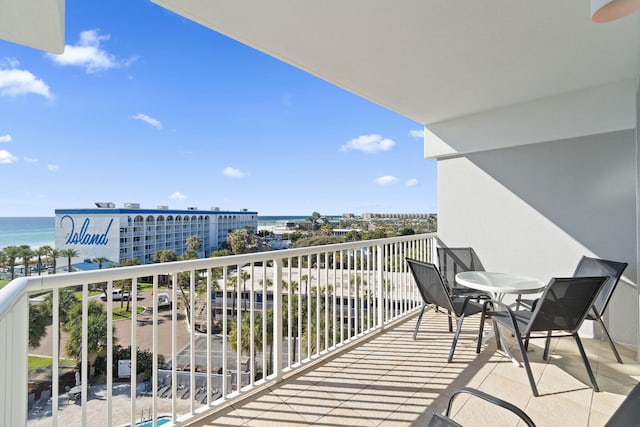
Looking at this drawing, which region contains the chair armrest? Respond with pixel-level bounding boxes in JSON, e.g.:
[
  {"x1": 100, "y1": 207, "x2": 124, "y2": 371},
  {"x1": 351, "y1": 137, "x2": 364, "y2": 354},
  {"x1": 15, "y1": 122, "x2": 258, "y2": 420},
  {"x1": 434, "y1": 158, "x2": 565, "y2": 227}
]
[
  {"x1": 445, "y1": 387, "x2": 536, "y2": 427},
  {"x1": 481, "y1": 299, "x2": 528, "y2": 336}
]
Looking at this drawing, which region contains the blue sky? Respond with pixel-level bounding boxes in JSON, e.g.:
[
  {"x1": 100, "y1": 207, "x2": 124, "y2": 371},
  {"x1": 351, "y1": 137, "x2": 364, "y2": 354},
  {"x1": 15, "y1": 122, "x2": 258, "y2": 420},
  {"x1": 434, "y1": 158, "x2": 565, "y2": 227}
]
[{"x1": 0, "y1": 0, "x2": 436, "y2": 217}]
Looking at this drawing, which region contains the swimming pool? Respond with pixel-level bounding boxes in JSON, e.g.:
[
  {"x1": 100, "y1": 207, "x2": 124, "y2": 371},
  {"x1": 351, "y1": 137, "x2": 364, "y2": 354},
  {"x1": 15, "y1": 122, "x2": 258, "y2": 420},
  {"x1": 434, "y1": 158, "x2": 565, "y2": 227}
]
[{"x1": 129, "y1": 415, "x2": 172, "y2": 427}]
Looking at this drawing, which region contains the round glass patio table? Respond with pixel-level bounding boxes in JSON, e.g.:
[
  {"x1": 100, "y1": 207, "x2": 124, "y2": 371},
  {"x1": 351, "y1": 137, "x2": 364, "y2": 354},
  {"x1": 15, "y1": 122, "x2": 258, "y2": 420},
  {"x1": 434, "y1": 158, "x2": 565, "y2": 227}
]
[
  {"x1": 455, "y1": 271, "x2": 546, "y2": 365},
  {"x1": 455, "y1": 271, "x2": 545, "y2": 300}
]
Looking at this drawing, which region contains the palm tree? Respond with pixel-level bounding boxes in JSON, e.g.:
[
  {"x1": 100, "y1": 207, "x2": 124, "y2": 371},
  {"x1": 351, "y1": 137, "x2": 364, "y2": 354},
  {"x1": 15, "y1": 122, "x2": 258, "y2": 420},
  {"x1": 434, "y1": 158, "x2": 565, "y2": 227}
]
[
  {"x1": 153, "y1": 249, "x2": 177, "y2": 263},
  {"x1": 227, "y1": 276, "x2": 238, "y2": 318},
  {"x1": 34, "y1": 246, "x2": 49, "y2": 275},
  {"x1": 65, "y1": 301, "x2": 116, "y2": 379},
  {"x1": 92, "y1": 256, "x2": 109, "y2": 269},
  {"x1": 186, "y1": 235, "x2": 202, "y2": 254},
  {"x1": 228, "y1": 308, "x2": 274, "y2": 376},
  {"x1": 45, "y1": 289, "x2": 78, "y2": 359},
  {"x1": 239, "y1": 270, "x2": 251, "y2": 311},
  {"x1": 3, "y1": 246, "x2": 20, "y2": 279},
  {"x1": 49, "y1": 248, "x2": 61, "y2": 274},
  {"x1": 60, "y1": 248, "x2": 79, "y2": 272},
  {"x1": 18, "y1": 245, "x2": 34, "y2": 276},
  {"x1": 116, "y1": 258, "x2": 139, "y2": 311}
]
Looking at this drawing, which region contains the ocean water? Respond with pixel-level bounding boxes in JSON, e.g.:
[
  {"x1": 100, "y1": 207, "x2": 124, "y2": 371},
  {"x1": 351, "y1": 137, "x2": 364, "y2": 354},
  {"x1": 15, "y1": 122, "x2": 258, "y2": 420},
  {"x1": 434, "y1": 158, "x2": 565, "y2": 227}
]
[
  {"x1": 0, "y1": 215, "x2": 330, "y2": 249},
  {"x1": 0, "y1": 217, "x2": 55, "y2": 249}
]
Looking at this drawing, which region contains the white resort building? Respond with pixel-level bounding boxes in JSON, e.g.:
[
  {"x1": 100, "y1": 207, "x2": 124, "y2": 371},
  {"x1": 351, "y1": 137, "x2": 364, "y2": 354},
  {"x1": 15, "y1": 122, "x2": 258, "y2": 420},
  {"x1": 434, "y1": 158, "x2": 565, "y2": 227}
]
[{"x1": 55, "y1": 203, "x2": 258, "y2": 266}]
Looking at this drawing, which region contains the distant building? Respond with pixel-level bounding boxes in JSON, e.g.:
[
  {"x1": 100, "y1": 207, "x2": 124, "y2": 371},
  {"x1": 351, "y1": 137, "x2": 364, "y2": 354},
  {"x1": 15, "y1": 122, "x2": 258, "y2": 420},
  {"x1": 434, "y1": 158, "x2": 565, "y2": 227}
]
[
  {"x1": 362, "y1": 212, "x2": 435, "y2": 219},
  {"x1": 55, "y1": 203, "x2": 258, "y2": 266}
]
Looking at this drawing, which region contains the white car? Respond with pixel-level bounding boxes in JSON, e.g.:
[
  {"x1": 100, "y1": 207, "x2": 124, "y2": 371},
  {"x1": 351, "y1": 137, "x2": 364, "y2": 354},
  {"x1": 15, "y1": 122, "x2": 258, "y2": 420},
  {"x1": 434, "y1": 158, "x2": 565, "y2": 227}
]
[{"x1": 100, "y1": 289, "x2": 130, "y2": 301}]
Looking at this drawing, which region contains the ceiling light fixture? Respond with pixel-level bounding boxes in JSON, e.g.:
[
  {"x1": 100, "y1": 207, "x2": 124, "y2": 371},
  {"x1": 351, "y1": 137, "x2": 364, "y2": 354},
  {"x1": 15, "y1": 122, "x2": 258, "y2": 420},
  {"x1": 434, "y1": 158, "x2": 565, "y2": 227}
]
[{"x1": 591, "y1": 0, "x2": 640, "y2": 22}]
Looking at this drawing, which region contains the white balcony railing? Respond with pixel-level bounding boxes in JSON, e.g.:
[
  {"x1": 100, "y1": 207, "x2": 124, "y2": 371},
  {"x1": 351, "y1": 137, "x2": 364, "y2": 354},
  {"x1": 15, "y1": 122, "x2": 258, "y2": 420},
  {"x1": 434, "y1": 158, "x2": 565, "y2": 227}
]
[{"x1": 0, "y1": 233, "x2": 436, "y2": 426}]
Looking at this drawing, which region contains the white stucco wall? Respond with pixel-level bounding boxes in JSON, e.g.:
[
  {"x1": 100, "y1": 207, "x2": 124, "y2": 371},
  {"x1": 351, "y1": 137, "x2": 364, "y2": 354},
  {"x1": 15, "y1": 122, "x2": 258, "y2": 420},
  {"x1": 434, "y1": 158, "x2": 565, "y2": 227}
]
[{"x1": 437, "y1": 129, "x2": 638, "y2": 348}]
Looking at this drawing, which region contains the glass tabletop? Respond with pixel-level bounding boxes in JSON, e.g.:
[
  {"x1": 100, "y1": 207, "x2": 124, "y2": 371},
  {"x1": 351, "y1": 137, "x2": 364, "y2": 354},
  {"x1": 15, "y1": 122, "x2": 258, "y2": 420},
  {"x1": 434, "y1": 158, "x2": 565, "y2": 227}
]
[{"x1": 455, "y1": 271, "x2": 545, "y2": 295}]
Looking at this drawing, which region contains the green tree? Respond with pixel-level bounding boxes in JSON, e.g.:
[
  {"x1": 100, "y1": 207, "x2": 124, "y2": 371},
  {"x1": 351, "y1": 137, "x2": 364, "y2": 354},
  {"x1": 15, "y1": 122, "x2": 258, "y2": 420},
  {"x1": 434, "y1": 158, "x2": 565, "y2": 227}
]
[
  {"x1": 34, "y1": 246, "x2": 49, "y2": 275},
  {"x1": 60, "y1": 248, "x2": 79, "y2": 272},
  {"x1": 3, "y1": 246, "x2": 20, "y2": 279},
  {"x1": 29, "y1": 304, "x2": 49, "y2": 348},
  {"x1": 115, "y1": 258, "x2": 140, "y2": 311},
  {"x1": 153, "y1": 249, "x2": 177, "y2": 263},
  {"x1": 228, "y1": 308, "x2": 274, "y2": 376},
  {"x1": 227, "y1": 275, "x2": 238, "y2": 318},
  {"x1": 19, "y1": 245, "x2": 34, "y2": 276},
  {"x1": 49, "y1": 248, "x2": 61, "y2": 274},
  {"x1": 65, "y1": 301, "x2": 116, "y2": 379},
  {"x1": 186, "y1": 235, "x2": 202, "y2": 253},
  {"x1": 92, "y1": 256, "x2": 109, "y2": 269},
  {"x1": 240, "y1": 271, "x2": 251, "y2": 311},
  {"x1": 45, "y1": 289, "x2": 79, "y2": 358}
]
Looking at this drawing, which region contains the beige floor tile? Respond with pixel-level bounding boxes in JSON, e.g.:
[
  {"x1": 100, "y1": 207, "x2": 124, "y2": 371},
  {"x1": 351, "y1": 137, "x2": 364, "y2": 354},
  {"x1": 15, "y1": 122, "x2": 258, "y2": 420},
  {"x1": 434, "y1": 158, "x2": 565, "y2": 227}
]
[{"x1": 187, "y1": 311, "x2": 640, "y2": 427}]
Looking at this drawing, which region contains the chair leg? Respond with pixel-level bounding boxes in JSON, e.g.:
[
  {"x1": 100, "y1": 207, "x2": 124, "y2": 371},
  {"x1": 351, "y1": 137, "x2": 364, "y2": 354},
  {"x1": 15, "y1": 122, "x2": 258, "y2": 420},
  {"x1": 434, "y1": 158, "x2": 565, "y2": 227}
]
[
  {"x1": 542, "y1": 331, "x2": 552, "y2": 360},
  {"x1": 448, "y1": 313, "x2": 465, "y2": 362},
  {"x1": 597, "y1": 317, "x2": 623, "y2": 364},
  {"x1": 476, "y1": 309, "x2": 487, "y2": 354},
  {"x1": 516, "y1": 333, "x2": 539, "y2": 397},
  {"x1": 574, "y1": 333, "x2": 600, "y2": 392},
  {"x1": 448, "y1": 310, "x2": 453, "y2": 333},
  {"x1": 413, "y1": 304, "x2": 426, "y2": 340},
  {"x1": 524, "y1": 332, "x2": 531, "y2": 351}
]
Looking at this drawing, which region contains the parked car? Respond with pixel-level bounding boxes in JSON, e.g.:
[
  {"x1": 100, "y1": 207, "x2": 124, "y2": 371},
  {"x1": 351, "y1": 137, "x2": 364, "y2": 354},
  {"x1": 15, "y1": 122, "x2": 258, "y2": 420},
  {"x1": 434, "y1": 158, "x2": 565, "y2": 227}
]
[
  {"x1": 100, "y1": 289, "x2": 130, "y2": 301},
  {"x1": 157, "y1": 292, "x2": 171, "y2": 310}
]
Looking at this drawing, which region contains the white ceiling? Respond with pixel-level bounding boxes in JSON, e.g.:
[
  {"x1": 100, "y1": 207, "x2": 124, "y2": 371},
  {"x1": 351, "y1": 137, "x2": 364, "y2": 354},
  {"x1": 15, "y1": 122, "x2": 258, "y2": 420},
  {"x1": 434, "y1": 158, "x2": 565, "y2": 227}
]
[
  {"x1": 0, "y1": 0, "x2": 64, "y2": 54},
  {"x1": 151, "y1": 0, "x2": 640, "y2": 126}
]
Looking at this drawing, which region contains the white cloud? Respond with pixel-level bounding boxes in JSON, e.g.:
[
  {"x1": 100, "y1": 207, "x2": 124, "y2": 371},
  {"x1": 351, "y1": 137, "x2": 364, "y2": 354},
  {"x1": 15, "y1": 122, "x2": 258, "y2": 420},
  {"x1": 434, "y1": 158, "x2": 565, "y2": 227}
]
[
  {"x1": 222, "y1": 167, "x2": 247, "y2": 178},
  {"x1": 0, "y1": 60, "x2": 53, "y2": 100},
  {"x1": 374, "y1": 175, "x2": 399, "y2": 185},
  {"x1": 48, "y1": 164, "x2": 59, "y2": 172},
  {"x1": 340, "y1": 134, "x2": 395, "y2": 153},
  {"x1": 0, "y1": 150, "x2": 17, "y2": 164},
  {"x1": 282, "y1": 93, "x2": 293, "y2": 108},
  {"x1": 131, "y1": 113, "x2": 163, "y2": 129},
  {"x1": 23, "y1": 157, "x2": 38, "y2": 163},
  {"x1": 409, "y1": 129, "x2": 424, "y2": 139},
  {"x1": 48, "y1": 29, "x2": 134, "y2": 74},
  {"x1": 170, "y1": 191, "x2": 187, "y2": 200},
  {"x1": 0, "y1": 134, "x2": 11, "y2": 143},
  {"x1": 405, "y1": 178, "x2": 419, "y2": 186}
]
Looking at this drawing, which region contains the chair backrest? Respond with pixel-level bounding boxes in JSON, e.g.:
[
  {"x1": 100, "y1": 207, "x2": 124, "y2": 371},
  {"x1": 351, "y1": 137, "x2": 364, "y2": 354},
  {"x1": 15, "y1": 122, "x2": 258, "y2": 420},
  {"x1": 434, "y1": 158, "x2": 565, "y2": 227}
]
[
  {"x1": 406, "y1": 258, "x2": 454, "y2": 312},
  {"x1": 437, "y1": 247, "x2": 485, "y2": 289},
  {"x1": 573, "y1": 256, "x2": 628, "y2": 317},
  {"x1": 39, "y1": 389, "x2": 51, "y2": 402},
  {"x1": 527, "y1": 276, "x2": 608, "y2": 333}
]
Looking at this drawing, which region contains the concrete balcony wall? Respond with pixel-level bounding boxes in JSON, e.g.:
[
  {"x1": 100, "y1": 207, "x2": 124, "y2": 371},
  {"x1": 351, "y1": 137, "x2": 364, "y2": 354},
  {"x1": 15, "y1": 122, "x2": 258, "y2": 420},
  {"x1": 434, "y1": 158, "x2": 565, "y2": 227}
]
[{"x1": 436, "y1": 123, "x2": 639, "y2": 350}]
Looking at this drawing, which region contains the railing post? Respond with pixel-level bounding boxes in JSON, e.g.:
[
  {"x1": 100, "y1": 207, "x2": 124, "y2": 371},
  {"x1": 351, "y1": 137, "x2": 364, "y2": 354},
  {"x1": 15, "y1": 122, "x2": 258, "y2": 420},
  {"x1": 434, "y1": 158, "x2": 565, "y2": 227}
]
[
  {"x1": 377, "y1": 244, "x2": 384, "y2": 329},
  {"x1": 273, "y1": 258, "x2": 283, "y2": 381},
  {"x1": 0, "y1": 292, "x2": 28, "y2": 426}
]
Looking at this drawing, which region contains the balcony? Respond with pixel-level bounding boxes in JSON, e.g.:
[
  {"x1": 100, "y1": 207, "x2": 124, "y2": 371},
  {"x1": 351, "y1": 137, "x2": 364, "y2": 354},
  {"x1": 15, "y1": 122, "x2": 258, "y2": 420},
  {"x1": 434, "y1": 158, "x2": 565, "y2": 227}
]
[{"x1": 2, "y1": 233, "x2": 637, "y2": 426}]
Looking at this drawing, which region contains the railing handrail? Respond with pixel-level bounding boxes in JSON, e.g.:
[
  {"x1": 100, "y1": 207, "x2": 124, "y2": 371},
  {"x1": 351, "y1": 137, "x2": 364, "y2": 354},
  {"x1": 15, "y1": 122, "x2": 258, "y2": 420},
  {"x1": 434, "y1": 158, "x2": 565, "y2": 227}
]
[
  {"x1": 0, "y1": 277, "x2": 29, "y2": 324},
  {"x1": 0, "y1": 233, "x2": 436, "y2": 321},
  {"x1": 0, "y1": 232, "x2": 436, "y2": 426}
]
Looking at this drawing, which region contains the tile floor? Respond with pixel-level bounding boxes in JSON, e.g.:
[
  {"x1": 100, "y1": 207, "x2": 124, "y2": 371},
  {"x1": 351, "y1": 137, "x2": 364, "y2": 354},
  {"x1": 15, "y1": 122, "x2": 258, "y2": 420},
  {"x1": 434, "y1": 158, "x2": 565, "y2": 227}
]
[{"x1": 189, "y1": 311, "x2": 640, "y2": 426}]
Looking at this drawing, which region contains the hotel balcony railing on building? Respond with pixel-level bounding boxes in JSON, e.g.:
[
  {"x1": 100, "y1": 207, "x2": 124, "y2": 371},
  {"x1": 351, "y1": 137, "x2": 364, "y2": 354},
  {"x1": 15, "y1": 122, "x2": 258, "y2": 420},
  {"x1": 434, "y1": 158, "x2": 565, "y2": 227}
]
[{"x1": 0, "y1": 233, "x2": 436, "y2": 426}]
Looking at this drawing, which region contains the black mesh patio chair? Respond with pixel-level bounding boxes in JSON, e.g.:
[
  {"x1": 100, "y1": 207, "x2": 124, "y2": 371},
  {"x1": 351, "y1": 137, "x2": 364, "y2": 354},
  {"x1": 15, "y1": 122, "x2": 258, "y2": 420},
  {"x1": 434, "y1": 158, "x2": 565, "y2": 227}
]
[
  {"x1": 437, "y1": 247, "x2": 487, "y2": 296},
  {"x1": 427, "y1": 387, "x2": 536, "y2": 427},
  {"x1": 476, "y1": 276, "x2": 608, "y2": 397},
  {"x1": 545, "y1": 256, "x2": 628, "y2": 364},
  {"x1": 436, "y1": 247, "x2": 490, "y2": 332},
  {"x1": 605, "y1": 382, "x2": 640, "y2": 427},
  {"x1": 406, "y1": 258, "x2": 484, "y2": 362}
]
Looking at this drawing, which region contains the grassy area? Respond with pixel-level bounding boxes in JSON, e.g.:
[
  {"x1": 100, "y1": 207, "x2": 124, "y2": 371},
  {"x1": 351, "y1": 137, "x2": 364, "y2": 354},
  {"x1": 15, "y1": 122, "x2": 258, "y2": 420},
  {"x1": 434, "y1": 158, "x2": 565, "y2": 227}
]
[
  {"x1": 0, "y1": 278, "x2": 10, "y2": 290},
  {"x1": 72, "y1": 289, "x2": 103, "y2": 299},
  {"x1": 113, "y1": 305, "x2": 145, "y2": 318},
  {"x1": 28, "y1": 355, "x2": 76, "y2": 370}
]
